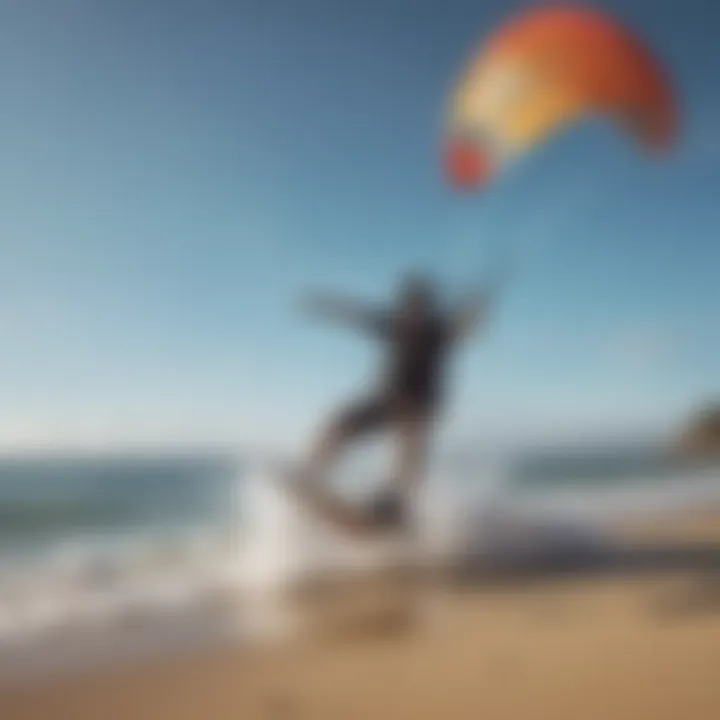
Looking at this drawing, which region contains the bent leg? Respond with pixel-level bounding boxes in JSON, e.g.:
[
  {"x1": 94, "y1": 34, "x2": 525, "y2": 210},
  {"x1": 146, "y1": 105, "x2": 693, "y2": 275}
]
[
  {"x1": 301, "y1": 398, "x2": 387, "y2": 490},
  {"x1": 286, "y1": 399, "x2": 391, "y2": 537},
  {"x1": 364, "y1": 410, "x2": 433, "y2": 533},
  {"x1": 390, "y1": 410, "x2": 432, "y2": 498}
]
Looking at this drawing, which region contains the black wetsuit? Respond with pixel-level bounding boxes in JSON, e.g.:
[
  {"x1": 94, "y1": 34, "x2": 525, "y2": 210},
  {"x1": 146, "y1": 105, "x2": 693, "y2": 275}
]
[
  {"x1": 336, "y1": 311, "x2": 451, "y2": 436},
  {"x1": 305, "y1": 284, "x2": 490, "y2": 532}
]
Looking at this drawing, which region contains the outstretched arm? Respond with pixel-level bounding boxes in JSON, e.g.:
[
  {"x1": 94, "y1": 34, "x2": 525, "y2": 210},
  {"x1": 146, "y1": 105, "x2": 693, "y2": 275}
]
[{"x1": 300, "y1": 290, "x2": 390, "y2": 337}]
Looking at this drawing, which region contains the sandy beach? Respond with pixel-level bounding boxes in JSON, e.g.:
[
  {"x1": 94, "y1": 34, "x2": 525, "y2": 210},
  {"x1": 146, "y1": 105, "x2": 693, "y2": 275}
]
[{"x1": 2, "y1": 510, "x2": 720, "y2": 720}]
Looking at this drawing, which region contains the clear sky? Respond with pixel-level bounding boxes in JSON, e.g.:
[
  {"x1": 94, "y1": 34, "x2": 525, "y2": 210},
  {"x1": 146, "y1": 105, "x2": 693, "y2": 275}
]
[{"x1": 0, "y1": 0, "x2": 717, "y2": 450}]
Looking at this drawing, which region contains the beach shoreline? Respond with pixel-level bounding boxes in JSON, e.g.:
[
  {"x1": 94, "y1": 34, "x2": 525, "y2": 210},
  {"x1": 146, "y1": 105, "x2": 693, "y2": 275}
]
[
  {"x1": 2, "y1": 507, "x2": 720, "y2": 719},
  {"x1": 2, "y1": 572, "x2": 719, "y2": 720}
]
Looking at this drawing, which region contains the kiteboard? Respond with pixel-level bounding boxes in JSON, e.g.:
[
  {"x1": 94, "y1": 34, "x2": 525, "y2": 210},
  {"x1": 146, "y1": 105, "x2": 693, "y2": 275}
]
[{"x1": 269, "y1": 462, "x2": 410, "y2": 541}]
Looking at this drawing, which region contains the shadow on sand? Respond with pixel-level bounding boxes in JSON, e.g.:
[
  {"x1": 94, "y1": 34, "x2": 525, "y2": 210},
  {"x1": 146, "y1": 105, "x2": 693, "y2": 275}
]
[
  {"x1": 446, "y1": 537, "x2": 720, "y2": 617},
  {"x1": 453, "y1": 539, "x2": 720, "y2": 584}
]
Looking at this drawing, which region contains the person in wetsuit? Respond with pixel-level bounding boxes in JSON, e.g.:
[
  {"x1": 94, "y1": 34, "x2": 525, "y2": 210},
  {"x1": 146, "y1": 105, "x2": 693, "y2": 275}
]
[{"x1": 292, "y1": 272, "x2": 499, "y2": 537}]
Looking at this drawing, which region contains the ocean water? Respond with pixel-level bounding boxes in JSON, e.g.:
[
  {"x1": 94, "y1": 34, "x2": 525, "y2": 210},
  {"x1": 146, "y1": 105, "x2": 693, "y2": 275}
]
[
  {"x1": 0, "y1": 446, "x2": 718, "y2": 564},
  {"x1": 0, "y1": 455, "x2": 241, "y2": 562}
]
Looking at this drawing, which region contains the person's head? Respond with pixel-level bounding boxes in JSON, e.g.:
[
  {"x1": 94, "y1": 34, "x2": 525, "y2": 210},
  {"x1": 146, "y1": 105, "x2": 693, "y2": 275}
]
[{"x1": 397, "y1": 273, "x2": 436, "y2": 318}]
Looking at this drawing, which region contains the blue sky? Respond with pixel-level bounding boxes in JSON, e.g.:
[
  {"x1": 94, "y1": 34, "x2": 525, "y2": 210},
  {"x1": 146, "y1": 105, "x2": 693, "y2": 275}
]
[{"x1": 0, "y1": 0, "x2": 717, "y2": 450}]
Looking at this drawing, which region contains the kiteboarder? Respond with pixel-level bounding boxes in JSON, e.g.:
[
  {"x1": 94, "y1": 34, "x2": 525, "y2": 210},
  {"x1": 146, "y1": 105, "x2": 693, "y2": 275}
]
[{"x1": 285, "y1": 271, "x2": 502, "y2": 538}]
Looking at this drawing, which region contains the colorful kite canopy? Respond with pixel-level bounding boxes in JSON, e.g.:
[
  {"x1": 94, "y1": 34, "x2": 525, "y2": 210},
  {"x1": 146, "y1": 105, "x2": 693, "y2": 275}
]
[{"x1": 444, "y1": 4, "x2": 678, "y2": 189}]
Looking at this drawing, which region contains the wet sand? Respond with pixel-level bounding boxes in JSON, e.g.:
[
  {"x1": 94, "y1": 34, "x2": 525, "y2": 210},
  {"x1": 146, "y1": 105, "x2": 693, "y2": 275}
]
[{"x1": 2, "y1": 514, "x2": 720, "y2": 720}]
